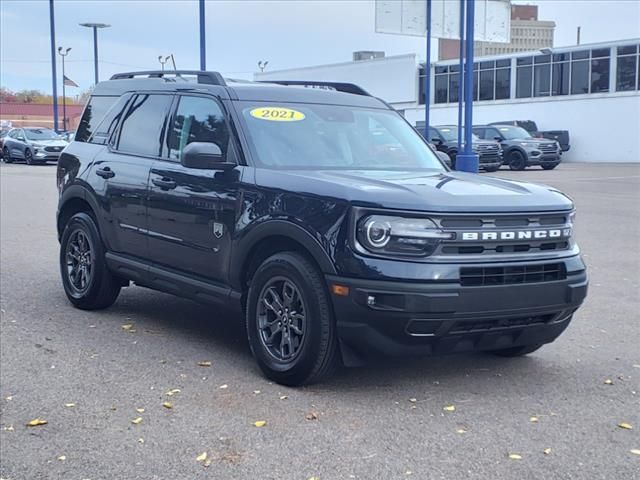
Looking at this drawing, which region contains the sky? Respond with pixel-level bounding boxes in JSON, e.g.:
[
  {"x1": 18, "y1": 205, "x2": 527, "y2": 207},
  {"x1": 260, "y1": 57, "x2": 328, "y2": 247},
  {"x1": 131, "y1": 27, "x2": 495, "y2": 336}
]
[{"x1": 1, "y1": 0, "x2": 639, "y2": 95}]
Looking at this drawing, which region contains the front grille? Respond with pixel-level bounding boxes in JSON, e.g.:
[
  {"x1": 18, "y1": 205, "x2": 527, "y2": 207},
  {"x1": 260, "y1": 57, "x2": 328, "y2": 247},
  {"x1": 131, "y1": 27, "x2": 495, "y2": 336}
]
[
  {"x1": 44, "y1": 146, "x2": 63, "y2": 152},
  {"x1": 449, "y1": 313, "x2": 555, "y2": 334},
  {"x1": 460, "y1": 262, "x2": 566, "y2": 287},
  {"x1": 538, "y1": 143, "x2": 557, "y2": 153}
]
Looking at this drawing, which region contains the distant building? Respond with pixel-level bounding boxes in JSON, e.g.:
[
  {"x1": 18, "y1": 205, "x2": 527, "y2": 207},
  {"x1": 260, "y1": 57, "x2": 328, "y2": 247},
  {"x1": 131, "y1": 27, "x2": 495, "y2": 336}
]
[
  {"x1": 0, "y1": 103, "x2": 83, "y2": 130},
  {"x1": 439, "y1": 4, "x2": 555, "y2": 60}
]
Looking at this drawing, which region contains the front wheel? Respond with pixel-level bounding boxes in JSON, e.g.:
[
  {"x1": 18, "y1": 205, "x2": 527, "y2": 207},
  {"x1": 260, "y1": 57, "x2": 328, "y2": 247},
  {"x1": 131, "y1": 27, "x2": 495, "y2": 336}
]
[
  {"x1": 59, "y1": 212, "x2": 121, "y2": 310},
  {"x1": 489, "y1": 343, "x2": 544, "y2": 357},
  {"x1": 508, "y1": 150, "x2": 527, "y2": 171},
  {"x1": 25, "y1": 149, "x2": 36, "y2": 165},
  {"x1": 246, "y1": 252, "x2": 339, "y2": 386},
  {"x1": 2, "y1": 147, "x2": 13, "y2": 163},
  {"x1": 542, "y1": 164, "x2": 558, "y2": 170}
]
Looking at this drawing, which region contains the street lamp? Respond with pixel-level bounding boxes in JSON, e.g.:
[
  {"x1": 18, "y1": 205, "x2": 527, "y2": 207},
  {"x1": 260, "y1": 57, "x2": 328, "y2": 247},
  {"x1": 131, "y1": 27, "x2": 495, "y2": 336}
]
[
  {"x1": 158, "y1": 55, "x2": 170, "y2": 71},
  {"x1": 79, "y1": 22, "x2": 110, "y2": 84},
  {"x1": 57, "y1": 47, "x2": 71, "y2": 131}
]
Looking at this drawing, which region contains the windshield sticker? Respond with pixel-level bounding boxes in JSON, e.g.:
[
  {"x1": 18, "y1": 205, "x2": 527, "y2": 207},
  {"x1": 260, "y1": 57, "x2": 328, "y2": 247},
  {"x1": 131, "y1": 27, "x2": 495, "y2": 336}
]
[{"x1": 250, "y1": 107, "x2": 305, "y2": 122}]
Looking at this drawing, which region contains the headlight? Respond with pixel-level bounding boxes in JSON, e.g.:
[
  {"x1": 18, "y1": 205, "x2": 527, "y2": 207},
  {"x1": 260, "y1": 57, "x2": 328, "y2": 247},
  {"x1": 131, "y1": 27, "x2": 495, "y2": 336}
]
[{"x1": 356, "y1": 215, "x2": 453, "y2": 257}]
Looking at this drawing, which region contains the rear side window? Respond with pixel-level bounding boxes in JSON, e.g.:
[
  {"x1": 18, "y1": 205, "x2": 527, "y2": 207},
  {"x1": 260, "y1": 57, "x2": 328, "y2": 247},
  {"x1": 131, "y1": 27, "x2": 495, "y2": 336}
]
[
  {"x1": 90, "y1": 94, "x2": 131, "y2": 145},
  {"x1": 116, "y1": 94, "x2": 173, "y2": 157},
  {"x1": 76, "y1": 95, "x2": 118, "y2": 142}
]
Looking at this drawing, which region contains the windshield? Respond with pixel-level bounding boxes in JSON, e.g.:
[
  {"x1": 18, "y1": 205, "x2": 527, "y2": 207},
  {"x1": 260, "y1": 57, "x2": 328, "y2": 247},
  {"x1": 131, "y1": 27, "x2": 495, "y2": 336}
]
[
  {"x1": 497, "y1": 126, "x2": 531, "y2": 140},
  {"x1": 437, "y1": 127, "x2": 480, "y2": 142},
  {"x1": 238, "y1": 102, "x2": 444, "y2": 170},
  {"x1": 24, "y1": 128, "x2": 59, "y2": 141}
]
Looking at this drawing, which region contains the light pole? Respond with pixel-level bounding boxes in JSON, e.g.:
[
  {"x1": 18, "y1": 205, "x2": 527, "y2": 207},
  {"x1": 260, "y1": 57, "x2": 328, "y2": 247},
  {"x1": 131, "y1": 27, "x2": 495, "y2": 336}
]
[
  {"x1": 199, "y1": 0, "x2": 206, "y2": 70},
  {"x1": 258, "y1": 60, "x2": 269, "y2": 72},
  {"x1": 158, "y1": 55, "x2": 170, "y2": 70},
  {"x1": 49, "y1": 0, "x2": 59, "y2": 132},
  {"x1": 57, "y1": 47, "x2": 71, "y2": 131},
  {"x1": 79, "y1": 23, "x2": 110, "y2": 84}
]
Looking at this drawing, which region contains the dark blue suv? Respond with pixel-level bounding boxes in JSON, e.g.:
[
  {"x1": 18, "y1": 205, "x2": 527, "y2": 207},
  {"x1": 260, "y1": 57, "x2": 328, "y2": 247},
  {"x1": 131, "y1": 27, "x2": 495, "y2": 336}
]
[{"x1": 56, "y1": 71, "x2": 588, "y2": 385}]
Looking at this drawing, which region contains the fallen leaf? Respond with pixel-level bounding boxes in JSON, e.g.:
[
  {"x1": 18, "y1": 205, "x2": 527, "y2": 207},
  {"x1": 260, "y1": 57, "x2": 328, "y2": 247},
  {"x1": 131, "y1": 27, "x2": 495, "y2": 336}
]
[
  {"x1": 253, "y1": 390, "x2": 261, "y2": 394},
  {"x1": 508, "y1": 453, "x2": 522, "y2": 460},
  {"x1": 604, "y1": 379, "x2": 614, "y2": 385},
  {"x1": 254, "y1": 420, "x2": 267, "y2": 427},
  {"x1": 204, "y1": 459, "x2": 212, "y2": 467},
  {"x1": 279, "y1": 395, "x2": 288, "y2": 400},
  {"x1": 308, "y1": 477, "x2": 320, "y2": 480},
  {"x1": 456, "y1": 428, "x2": 467, "y2": 434},
  {"x1": 4, "y1": 426, "x2": 14, "y2": 431},
  {"x1": 162, "y1": 402, "x2": 173, "y2": 409},
  {"x1": 196, "y1": 451, "x2": 208, "y2": 462},
  {"x1": 219, "y1": 384, "x2": 228, "y2": 389},
  {"x1": 57, "y1": 455, "x2": 66, "y2": 461},
  {"x1": 530, "y1": 416, "x2": 539, "y2": 423},
  {"x1": 166, "y1": 388, "x2": 181, "y2": 396},
  {"x1": 64, "y1": 403, "x2": 76, "y2": 408},
  {"x1": 443, "y1": 405, "x2": 456, "y2": 412},
  {"x1": 131, "y1": 417, "x2": 143, "y2": 425},
  {"x1": 26, "y1": 418, "x2": 47, "y2": 427},
  {"x1": 197, "y1": 361, "x2": 212, "y2": 367},
  {"x1": 305, "y1": 411, "x2": 319, "y2": 421},
  {"x1": 136, "y1": 408, "x2": 145, "y2": 413},
  {"x1": 543, "y1": 448, "x2": 552, "y2": 455},
  {"x1": 618, "y1": 422, "x2": 633, "y2": 430},
  {"x1": 138, "y1": 438, "x2": 144, "y2": 444},
  {"x1": 409, "y1": 398, "x2": 417, "y2": 403},
  {"x1": 121, "y1": 324, "x2": 135, "y2": 332},
  {"x1": 5, "y1": 396, "x2": 12, "y2": 401},
  {"x1": 630, "y1": 449, "x2": 640, "y2": 455}
]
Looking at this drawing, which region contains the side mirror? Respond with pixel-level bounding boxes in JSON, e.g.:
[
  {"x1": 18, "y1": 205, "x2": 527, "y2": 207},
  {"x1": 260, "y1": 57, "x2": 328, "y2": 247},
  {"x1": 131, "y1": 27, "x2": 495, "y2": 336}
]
[
  {"x1": 431, "y1": 138, "x2": 443, "y2": 145},
  {"x1": 17, "y1": 136, "x2": 25, "y2": 142},
  {"x1": 180, "y1": 142, "x2": 234, "y2": 170},
  {"x1": 435, "y1": 150, "x2": 452, "y2": 168},
  {"x1": 493, "y1": 136, "x2": 502, "y2": 142}
]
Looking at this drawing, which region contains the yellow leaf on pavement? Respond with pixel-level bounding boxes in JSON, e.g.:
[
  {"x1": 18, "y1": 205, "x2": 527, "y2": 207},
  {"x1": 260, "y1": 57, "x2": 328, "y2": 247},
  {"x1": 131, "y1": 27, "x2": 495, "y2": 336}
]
[
  {"x1": 197, "y1": 361, "x2": 212, "y2": 367},
  {"x1": 543, "y1": 448, "x2": 552, "y2": 455},
  {"x1": 254, "y1": 420, "x2": 267, "y2": 427},
  {"x1": 166, "y1": 389, "x2": 181, "y2": 396},
  {"x1": 131, "y1": 417, "x2": 143, "y2": 425},
  {"x1": 136, "y1": 408, "x2": 145, "y2": 413},
  {"x1": 121, "y1": 324, "x2": 134, "y2": 331},
  {"x1": 196, "y1": 451, "x2": 208, "y2": 462},
  {"x1": 530, "y1": 416, "x2": 539, "y2": 423},
  {"x1": 618, "y1": 422, "x2": 633, "y2": 430},
  {"x1": 456, "y1": 428, "x2": 467, "y2": 434},
  {"x1": 57, "y1": 455, "x2": 66, "y2": 461},
  {"x1": 604, "y1": 379, "x2": 613, "y2": 385},
  {"x1": 508, "y1": 453, "x2": 522, "y2": 460},
  {"x1": 219, "y1": 384, "x2": 228, "y2": 389},
  {"x1": 409, "y1": 398, "x2": 417, "y2": 403},
  {"x1": 162, "y1": 402, "x2": 173, "y2": 409},
  {"x1": 305, "y1": 411, "x2": 319, "y2": 421},
  {"x1": 26, "y1": 418, "x2": 47, "y2": 427},
  {"x1": 279, "y1": 395, "x2": 288, "y2": 400},
  {"x1": 64, "y1": 403, "x2": 76, "y2": 408},
  {"x1": 630, "y1": 449, "x2": 640, "y2": 455},
  {"x1": 443, "y1": 405, "x2": 456, "y2": 412}
]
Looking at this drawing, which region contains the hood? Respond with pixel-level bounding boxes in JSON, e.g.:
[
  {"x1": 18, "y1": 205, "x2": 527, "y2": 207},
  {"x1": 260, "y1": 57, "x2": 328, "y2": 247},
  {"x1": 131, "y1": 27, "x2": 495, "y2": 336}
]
[
  {"x1": 29, "y1": 139, "x2": 68, "y2": 147},
  {"x1": 255, "y1": 169, "x2": 573, "y2": 213}
]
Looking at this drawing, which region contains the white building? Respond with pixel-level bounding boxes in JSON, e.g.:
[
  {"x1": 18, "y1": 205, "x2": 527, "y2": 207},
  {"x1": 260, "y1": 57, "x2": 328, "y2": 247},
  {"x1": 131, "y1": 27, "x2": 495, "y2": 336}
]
[{"x1": 255, "y1": 39, "x2": 640, "y2": 163}]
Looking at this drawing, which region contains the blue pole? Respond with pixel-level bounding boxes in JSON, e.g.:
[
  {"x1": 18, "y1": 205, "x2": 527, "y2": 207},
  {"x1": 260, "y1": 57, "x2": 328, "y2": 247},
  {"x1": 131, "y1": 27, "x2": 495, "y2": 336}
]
[
  {"x1": 199, "y1": 0, "x2": 206, "y2": 70},
  {"x1": 456, "y1": 0, "x2": 479, "y2": 172},
  {"x1": 423, "y1": 0, "x2": 432, "y2": 139},
  {"x1": 93, "y1": 26, "x2": 99, "y2": 84},
  {"x1": 49, "y1": 0, "x2": 59, "y2": 132},
  {"x1": 457, "y1": 0, "x2": 465, "y2": 152}
]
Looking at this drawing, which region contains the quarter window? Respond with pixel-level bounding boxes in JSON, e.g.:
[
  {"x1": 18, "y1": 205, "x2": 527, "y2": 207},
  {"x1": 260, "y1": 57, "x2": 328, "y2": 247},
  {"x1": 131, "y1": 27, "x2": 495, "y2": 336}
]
[
  {"x1": 166, "y1": 96, "x2": 230, "y2": 160},
  {"x1": 76, "y1": 96, "x2": 118, "y2": 143},
  {"x1": 116, "y1": 94, "x2": 172, "y2": 157}
]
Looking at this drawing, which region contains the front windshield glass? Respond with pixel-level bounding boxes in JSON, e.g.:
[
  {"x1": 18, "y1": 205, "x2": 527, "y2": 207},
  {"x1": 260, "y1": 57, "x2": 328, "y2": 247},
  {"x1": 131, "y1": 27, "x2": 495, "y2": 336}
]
[
  {"x1": 238, "y1": 102, "x2": 444, "y2": 170},
  {"x1": 497, "y1": 126, "x2": 531, "y2": 140},
  {"x1": 24, "y1": 128, "x2": 59, "y2": 140},
  {"x1": 437, "y1": 127, "x2": 480, "y2": 142}
]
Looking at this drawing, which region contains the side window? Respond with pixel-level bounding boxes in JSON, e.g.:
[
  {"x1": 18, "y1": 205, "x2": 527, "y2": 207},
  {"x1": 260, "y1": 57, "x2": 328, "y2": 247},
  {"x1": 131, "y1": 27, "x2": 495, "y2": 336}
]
[
  {"x1": 91, "y1": 95, "x2": 131, "y2": 145},
  {"x1": 472, "y1": 127, "x2": 484, "y2": 139},
  {"x1": 428, "y1": 127, "x2": 440, "y2": 142},
  {"x1": 485, "y1": 128, "x2": 500, "y2": 140},
  {"x1": 76, "y1": 96, "x2": 118, "y2": 143},
  {"x1": 166, "y1": 96, "x2": 229, "y2": 161},
  {"x1": 116, "y1": 94, "x2": 173, "y2": 157}
]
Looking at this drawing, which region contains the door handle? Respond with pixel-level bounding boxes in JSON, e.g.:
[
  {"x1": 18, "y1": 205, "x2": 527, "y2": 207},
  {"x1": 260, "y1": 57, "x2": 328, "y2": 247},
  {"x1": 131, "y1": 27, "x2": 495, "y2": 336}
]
[
  {"x1": 95, "y1": 167, "x2": 115, "y2": 179},
  {"x1": 152, "y1": 177, "x2": 177, "y2": 190}
]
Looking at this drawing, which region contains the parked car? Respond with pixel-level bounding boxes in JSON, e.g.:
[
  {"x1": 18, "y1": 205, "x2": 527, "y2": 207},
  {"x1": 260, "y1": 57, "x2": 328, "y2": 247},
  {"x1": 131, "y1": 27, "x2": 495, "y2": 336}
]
[
  {"x1": 427, "y1": 125, "x2": 503, "y2": 172},
  {"x1": 56, "y1": 70, "x2": 587, "y2": 386},
  {"x1": 489, "y1": 120, "x2": 570, "y2": 152},
  {"x1": 2, "y1": 127, "x2": 68, "y2": 164},
  {"x1": 0, "y1": 130, "x2": 8, "y2": 160},
  {"x1": 474, "y1": 124, "x2": 562, "y2": 170}
]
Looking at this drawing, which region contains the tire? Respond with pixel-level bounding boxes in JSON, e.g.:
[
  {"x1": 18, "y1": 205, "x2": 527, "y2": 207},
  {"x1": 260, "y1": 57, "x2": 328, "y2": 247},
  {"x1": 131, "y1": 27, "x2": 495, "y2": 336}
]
[
  {"x1": 542, "y1": 164, "x2": 557, "y2": 170},
  {"x1": 489, "y1": 343, "x2": 544, "y2": 357},
  {"x1": 2, "y1": 147, "x2": 12, "y2": 163},
  {"x1": 59, "y1": 212, "x2": 121, "y2": 310},
  {"x1": 25, "y1": 149, "x2": 36, "y2": 165},
  {"x1": 508, "y1": 150, "x2": 527, "y2": 171},
  {"x1": 246, "y1": 252, "x2": 339, "y2": 386}
]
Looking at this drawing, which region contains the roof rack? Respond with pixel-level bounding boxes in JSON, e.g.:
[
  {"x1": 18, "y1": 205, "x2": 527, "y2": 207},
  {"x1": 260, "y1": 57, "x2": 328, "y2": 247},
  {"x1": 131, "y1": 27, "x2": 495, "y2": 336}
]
[
  {"x1": 110, "y1": 70, "x2": 226, "y2": 86},
  {"x1": 256, "y1": 80, "x2": 371, "y2": 97}
]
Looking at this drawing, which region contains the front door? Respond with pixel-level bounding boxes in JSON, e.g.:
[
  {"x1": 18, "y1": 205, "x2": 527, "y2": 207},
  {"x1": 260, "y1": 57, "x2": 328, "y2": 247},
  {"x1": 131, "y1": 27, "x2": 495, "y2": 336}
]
[{"x1": 146, "y1": 94, "x2": 240, "y2": 285}]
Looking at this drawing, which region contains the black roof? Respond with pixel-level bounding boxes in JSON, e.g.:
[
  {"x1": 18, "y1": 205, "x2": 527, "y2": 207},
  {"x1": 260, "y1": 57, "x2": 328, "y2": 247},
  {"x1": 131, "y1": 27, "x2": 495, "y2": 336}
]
[{"x1": 94, "y1": 70, "x2": 387, "y2": 109}]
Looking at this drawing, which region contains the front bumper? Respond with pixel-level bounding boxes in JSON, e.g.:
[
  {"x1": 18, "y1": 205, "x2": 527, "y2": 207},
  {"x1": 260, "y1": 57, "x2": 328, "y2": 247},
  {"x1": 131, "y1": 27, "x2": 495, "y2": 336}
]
[
  {"x1": 34, "y1": 149, "x2": 61, "y2": 161},
  {"x1": 526, "y1": 151, "x2": 561, "y2": 165},
  {"x1": 327, "y1": 255, "x2": 587, "y2": 360}
]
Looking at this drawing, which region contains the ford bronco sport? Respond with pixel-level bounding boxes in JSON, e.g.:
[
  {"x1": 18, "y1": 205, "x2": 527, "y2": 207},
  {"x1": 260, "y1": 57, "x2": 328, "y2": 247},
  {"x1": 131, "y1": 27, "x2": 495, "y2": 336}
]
[{"x1": 57, "y1": 71, "x2": 588, "y2": 386}]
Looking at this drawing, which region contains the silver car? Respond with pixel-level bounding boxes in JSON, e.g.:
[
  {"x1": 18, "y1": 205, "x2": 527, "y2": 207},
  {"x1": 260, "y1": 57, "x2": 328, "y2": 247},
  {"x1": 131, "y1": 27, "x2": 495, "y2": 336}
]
[{"x1": 2, "y1": 127, "x2": 68, "y2": 165}]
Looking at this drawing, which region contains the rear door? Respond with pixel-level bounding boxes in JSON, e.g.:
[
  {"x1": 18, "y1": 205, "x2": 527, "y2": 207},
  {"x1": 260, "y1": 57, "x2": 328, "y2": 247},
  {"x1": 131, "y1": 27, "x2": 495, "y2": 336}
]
[
  {"x1": 89, "y1": 93, "x2": 174, "y2": 260},
  {"x1": 146, "y1": 93, "x2": 241, "y2": 284}
]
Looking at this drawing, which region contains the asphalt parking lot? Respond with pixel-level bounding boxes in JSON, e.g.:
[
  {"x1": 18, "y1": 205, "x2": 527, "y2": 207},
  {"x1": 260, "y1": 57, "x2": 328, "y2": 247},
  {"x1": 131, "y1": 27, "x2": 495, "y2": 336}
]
[{"x1": 1, "y1": 162, "x2": 639, "y2": 480}]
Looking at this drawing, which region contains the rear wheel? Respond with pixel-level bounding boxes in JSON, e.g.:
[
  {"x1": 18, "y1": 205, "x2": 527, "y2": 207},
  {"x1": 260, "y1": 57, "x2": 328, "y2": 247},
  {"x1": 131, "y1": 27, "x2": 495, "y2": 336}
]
[
  {"x1": 508, "y1": 150, "x2": 527, "y2": 171},
  {"x1": 25, "y1": 149, "x2": 36, "y2": 165},
  {"x1": 490, "y1": 343, "x2": 544, "y2": 357},
  {"x1": 59, "y1": 212, "x2": 121, "y2": 310},
  {"x1": 2, "y1": 147, "x2": 13, "y2": 163},
  {"x1": 246, "y1": 252, "x2": 339, "y2": 386},
  {"x1": 542, "y1": 164, "x2": 558, "y2": 170}
]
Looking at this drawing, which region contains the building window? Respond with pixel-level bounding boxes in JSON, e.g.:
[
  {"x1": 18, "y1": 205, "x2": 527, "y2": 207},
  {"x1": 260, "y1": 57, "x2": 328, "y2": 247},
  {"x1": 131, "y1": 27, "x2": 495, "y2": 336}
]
[
  {"x1": 591, "y1": 48, "x2": 610, "y2": 93},
  {"x1": 516, "y1": 56, "x2": 533, "y2": 98},
  {"x1": 616, "y1": 44, "x2": 639, "y2": 91},
  {"x1": 533, "y1": 55, "x2": 551, "y2": 96},
  {"x1": 433, "y1": 60, "x2": 510, "y2": 104}
]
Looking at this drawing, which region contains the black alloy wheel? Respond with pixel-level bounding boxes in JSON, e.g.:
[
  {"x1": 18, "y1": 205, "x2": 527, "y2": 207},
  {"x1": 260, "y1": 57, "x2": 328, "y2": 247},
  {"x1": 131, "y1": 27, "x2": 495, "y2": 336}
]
[
  {"x1": 508, "y1": 150, "x2": 527, "y2": 171},
  {"x1": 25, "y1": 149, "x2": 36, "y2": 165},
  {"x1": 65, "y1": 229, "x2": 94, "y2": 296},
  {"x1": 2, "y1": 147, "x2": 12, "y2": 163}
]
